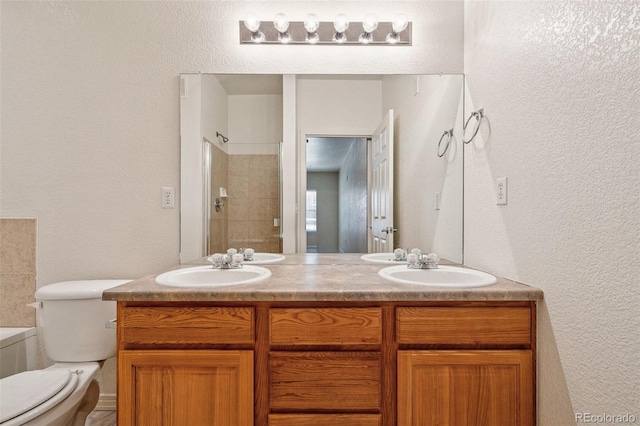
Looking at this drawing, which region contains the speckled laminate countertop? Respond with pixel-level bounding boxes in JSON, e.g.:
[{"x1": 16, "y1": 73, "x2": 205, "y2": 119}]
[{"x1": 103, "y1": 254, "x2": 543, "y2": 302}]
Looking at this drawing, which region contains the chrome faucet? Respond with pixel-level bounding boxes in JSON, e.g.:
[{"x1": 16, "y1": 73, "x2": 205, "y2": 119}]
[
  {"x1": 406, "y1": 250, "x2": 439, "y2": 269},
  {"x1": 207, "y1": 249, "x2": 244, "y2": 269},
  {"x1": 393, "y1": 248, "x2": 408, "y2": 261},
  {"x1": 238, "y1": 248, "x2": 255, "y2": 261}
]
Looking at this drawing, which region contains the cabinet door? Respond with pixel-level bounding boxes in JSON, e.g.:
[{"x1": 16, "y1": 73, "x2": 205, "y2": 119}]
[
  {"x1": 118, "y1": 350, "x2": 253, "y2": 426},
  {"x1": 398, "y1": 350, "x2": 533, "y2": 426}
]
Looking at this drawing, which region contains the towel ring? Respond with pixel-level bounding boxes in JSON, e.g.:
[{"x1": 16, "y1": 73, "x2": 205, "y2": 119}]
[
  {"x1": 463, "y1": 108, "x2": 484, "y2": 144},
  {"x1": 437, "y1": 129, "x2": 454, "y2": 158}
]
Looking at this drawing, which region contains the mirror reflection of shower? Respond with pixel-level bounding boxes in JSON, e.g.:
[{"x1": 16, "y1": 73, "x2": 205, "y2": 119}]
[
  {"x1": 204, "y1": 140, "x2": 281, "y2": 255},
  {"x1": 196, "y1": 74, "x2": 284, "y2": 256},
  {"x1": 306, "y1": 137, "x2": 368, "y2": 253}
]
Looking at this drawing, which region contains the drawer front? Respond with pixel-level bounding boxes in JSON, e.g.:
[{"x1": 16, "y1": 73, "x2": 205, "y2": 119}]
[
  {"x1": 269, "y1": 414, "x2": 381, "y2": 426},
  {"x1": 269, "y1": 352, "x2": 381, "y2": 411},
  {"x1": 120, "y1": 306, "x2": 254, "y2": 345},
  {"x1": 396, "y1": 306, "x2": 532, "y2": 346},
  {"x1": 269, "y1": 308, "x2": 382, "y2": 346}
]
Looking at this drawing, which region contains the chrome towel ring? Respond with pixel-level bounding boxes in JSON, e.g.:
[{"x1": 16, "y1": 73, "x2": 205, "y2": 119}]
[
  {"x1": 437, "y1": 129, "x2": 454, "y2": 157},
  {"x1": 463, "y1": 108, "x2": 484, "y2": 144}
]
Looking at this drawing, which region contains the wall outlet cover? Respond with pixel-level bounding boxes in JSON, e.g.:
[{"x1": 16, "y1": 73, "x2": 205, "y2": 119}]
[{"x1": 496, "y1": 177, "x2": 508, "y2": 205}]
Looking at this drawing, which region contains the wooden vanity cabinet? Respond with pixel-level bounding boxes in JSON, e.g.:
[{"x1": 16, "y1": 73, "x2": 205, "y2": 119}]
[
  {"x1": 116, "y1": 304, "x2": 255, "y2": 426},
  {"x1": 116, "y1": 301, "x2": 535, "y2": 426},
  {"x1": 396, "y1": 305, "x2": 536, "y2": 426}
]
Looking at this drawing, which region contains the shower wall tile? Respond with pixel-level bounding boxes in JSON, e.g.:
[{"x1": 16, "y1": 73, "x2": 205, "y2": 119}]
[
  {"x1": 210, "y1": 145, "x2": 229, "y2": 252},
  {"x1": 0, "y1": 274, "x2": 36, "y2": 326},
  {"x1": 227, "y1": 154, "x2": 281, "y2": 253},
  {"x1": 0, "y1": 219, "x2": 36, "y2": 327},
  {"x1": 1, "y1": 219, "x2": 36, "y2": 273}
]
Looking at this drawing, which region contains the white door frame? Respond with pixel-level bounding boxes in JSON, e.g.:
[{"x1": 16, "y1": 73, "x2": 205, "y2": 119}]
[{"x1": 296, "y1": 130, "x2": 372, "y2": 253}]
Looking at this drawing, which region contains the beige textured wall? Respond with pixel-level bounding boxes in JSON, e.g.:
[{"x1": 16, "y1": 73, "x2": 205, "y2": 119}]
[
  {"x1": 2, "y1": 0, "x2": 463, "y2": 287},
  {"x1": 464, "y1": 1, "x2": 639, "y2": 422},
  {"x1": 0, "y1": 219, "x2": 36, "y2": 327}
]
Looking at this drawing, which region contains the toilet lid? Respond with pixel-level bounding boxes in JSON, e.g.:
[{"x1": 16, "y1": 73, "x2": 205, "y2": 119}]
[{"x1": 0, "y1": 370, "x2": 75, "y2": 423}]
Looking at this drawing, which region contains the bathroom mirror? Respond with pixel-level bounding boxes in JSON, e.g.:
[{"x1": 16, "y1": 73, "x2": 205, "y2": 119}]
[{"x1": 180, "y1": 74, "x2": 464, "y2": 264}]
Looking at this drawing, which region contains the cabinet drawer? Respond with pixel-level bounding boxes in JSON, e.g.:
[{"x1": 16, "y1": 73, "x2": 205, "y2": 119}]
[
  {"x1": 269, "y1": 308, "x2": 381, "y2": 346},
  {"x1": 120, "y1": 306, "x2": 254, "y2": 345},
  {"x1": 269, "y1": 414, "x2": 381, "y2": 426},
  {"x1": 396, "y1": 306, "x2": 532, "y2": 346},
  {"x1": 269, "y1": 352, "x2": 381, "y2": 411}
]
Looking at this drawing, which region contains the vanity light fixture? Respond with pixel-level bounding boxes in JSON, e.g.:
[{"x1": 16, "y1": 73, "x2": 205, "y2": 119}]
[{"x1": 239, "y1": 13, "x2": 411, "y2": 45}]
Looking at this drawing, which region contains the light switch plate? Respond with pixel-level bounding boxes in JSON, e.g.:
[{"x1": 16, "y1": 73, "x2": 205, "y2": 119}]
[{"x1": 496, "y1": 177, "x2": 508, "y2": 205}]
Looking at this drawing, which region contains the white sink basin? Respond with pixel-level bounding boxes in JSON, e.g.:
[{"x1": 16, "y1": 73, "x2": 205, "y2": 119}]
[
  {"x1": 360, "y1": 253, "x2": 407, "y2": 264},
  {"x1": 156, "y1": 265, "x2": 271, "y2": 287},
  {"x1": 378, "y1": 265, "x2": 497, "y2": 288},
  {"x1": 246, "y1": 253, "x2": 285, "y2": 264}
]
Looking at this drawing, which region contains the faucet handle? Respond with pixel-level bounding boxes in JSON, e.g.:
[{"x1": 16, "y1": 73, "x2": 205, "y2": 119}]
[
  {"x1": 244, "y1": 248, "x2": 255, "y2": 261},
  {"x1": 207, "y1": 253, "x2": 224, "y2": 267},
  {"x1": 231, "y1": 253, "x2": 244, "y2": 267},
  {"x1": 425, "y1": 253, "x2": 439, "y2": 262},
  {"x1": 394, "y1": 248, "x2": 406, "y2": 260}
]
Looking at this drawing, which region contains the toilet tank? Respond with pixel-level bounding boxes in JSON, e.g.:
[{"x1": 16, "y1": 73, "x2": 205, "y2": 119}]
[{"x1": 34, "y1": 280, "x2": 130, "y2": 362}]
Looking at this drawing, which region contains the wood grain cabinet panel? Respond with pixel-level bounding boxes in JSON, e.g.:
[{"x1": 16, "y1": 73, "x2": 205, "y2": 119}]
[
  {"x1": 269, "y1": 308, "x2": 382, "y2": 346},
  {"x1": 398, "y1": 350, "x2": 534, "y2": 426},
  {"x1": 120, "y1": 306, "x2": 254, "y2": 346},
  {"x1": 269, "y1": 414, "x2": 381, "y2": 426},
  {"x1": 396, "y1": 306, "x2": 532, "y2": 346},
  {"x1": 118, "y1": 350, "x2": 253, "y2": 426},
  {"x1": 269, "y1": 351, "x2": 381, "y2": 411}
]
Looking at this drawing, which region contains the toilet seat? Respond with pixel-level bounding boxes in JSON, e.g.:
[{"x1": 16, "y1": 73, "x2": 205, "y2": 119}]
[{"x1": 0, "y1": 370, "x2": 80, "y2": 425}]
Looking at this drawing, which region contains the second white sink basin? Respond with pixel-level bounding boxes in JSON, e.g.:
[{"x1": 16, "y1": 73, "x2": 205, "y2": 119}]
[
  {"x1": 156, "y1": 265, "x2": 271, "y2": 287},
  {"x1": 378, "y1": 265, "x2": 497, "y2": 288},
  {"x1": 246, "y1": 253, "x2": 285, "y2": 264},
  {"x1": 360, "y1": 253, "x2": 407, "y2": 264}
]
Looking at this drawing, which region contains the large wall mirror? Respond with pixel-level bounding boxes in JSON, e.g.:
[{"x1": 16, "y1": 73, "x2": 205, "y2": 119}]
[{"x1": 180, "y1": 74, "x2": 464, "y2": 264}]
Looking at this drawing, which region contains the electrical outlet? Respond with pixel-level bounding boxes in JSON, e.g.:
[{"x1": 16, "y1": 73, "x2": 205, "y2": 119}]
[
  {"x1": 162, "y1": 186, "x2": 175, "y2": 208},
  {"x1": 435, "y1": 192, "x2": 441, "y2": 210},
  {"x1": 496, "y1": 177, "x2": 508, "y2": 205}
]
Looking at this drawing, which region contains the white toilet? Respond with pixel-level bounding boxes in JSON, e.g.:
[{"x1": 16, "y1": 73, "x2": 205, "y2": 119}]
[{"x1": 0, "y1": 280, "x2": 130, "y2": 426}]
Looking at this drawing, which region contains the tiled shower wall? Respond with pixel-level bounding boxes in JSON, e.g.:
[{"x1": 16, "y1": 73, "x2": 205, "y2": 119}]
[
  {"x1": 227, "y1": 154, "x2": 280, "y2": 253},
  {"x1": 0, "y1": 219, "x2": 36, "y2": 326},
  {"x1": 209, "y1": 145, "x2": 229, "y2": 254},
  {"x1": 209, "y1": 149, "x2": 281, "y2": 254}
]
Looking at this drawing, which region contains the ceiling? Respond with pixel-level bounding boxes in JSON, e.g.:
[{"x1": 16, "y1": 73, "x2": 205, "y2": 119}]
[
  {"x1": 213, "y1": 74, "x2": 383, "y2": 96},
  {"x1": 306, "y1": 137, "x2": 363, "y2": 172},
  {"x1": 214, "y1": 74, "x2": 283, "y2": 95}
]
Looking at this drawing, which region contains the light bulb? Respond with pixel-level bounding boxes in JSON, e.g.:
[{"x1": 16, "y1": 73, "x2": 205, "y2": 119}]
[
  {"x1": 306, "y1": 32, "x2": 319, "y2": 44},
  {"x1": 362, "y1": 14, "x2": 378, "y2": 33},
  {"x1": 274, "y1": 13, "x2": 289, "y2": 33},
  {"x1": 244, "y1": 13, "x2": 260, "y2": 33},
  {"x1": 392, "y1": 14, "x2": 408, "y2": 34},
  {"x1": 304, "y1": 13, "x2": 320, "y2": 33},
  {"x1": 333, "y1": 14, "x2": 349, "y2": 33}
]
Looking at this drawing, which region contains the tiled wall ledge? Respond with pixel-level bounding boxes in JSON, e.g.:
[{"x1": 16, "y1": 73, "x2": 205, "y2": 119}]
[{"x1": 0, "y1": 219, "x2": 36, "y2": 326}]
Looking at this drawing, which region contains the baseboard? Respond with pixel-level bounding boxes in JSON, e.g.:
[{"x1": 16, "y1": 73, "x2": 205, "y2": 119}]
[{"x1": 95, "y1": 393, "x2": 116, "y2": 411}]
